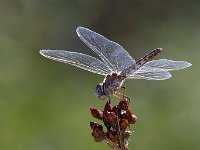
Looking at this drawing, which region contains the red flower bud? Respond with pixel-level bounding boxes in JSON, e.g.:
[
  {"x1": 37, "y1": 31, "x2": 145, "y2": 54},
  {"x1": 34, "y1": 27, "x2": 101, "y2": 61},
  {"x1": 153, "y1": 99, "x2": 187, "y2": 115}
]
[
  {"x1": 120, "y1": 111, "x2": 127, "y2": 120},
  {"x1": 112, "y1": 105, "x2": 119, "y2": 114},
  {"x1": 106, "y1": 130, "x2": 118, "y2": 143},
  {"x1": 90, "y1": 121, "x2": 103, "y2": 130},
  {"x1": 119, "y1": 119, "x2": 129, "y2": 130},
  {"x1": 104, "y1": 102, "x2": 112, "y2": 111},
  {"x1": 118, "y1": 99, "x2": 128, "y2": 110},
  {"x1": 125, "y1": 108, "x2": 132, "y2": 120},
  {"x1": 91, "y1": 131, "x2": 105, "y2": 142},
  {"x1": 103, "y1": 111, "x2": 116, "y2": 124},
  {"x1": 90, "y1": 122, "x2": 105, "y2": 142},
  {"x1": 106, "y1": 111, "x2": 117, "y2": 124},
  {"x1": 128, "y1": 114, "x2": 137, "y2": 124},
  {"x1": 90, "y1": 108, "x2": 103, "y2": 120}
]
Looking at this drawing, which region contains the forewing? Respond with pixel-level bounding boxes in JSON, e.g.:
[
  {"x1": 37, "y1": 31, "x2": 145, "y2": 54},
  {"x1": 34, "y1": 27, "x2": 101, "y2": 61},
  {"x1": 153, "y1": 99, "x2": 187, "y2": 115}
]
[
  {"x1": 39, "y1": 50, "x2": 112, "y2": 75},
  {"x1": 127, "y1": 66, "x2": 172, "y2": 80},
  {"x1": 143, "y1": 59, "x2": 192, "y2": 71},
  {"x1": 76, "y1": 27, "x2": 135, "y2": 72}
]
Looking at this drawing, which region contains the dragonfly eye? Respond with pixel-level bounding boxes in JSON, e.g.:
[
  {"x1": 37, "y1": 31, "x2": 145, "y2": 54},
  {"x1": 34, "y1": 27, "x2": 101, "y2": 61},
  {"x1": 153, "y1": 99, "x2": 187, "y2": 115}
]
[{"x1": 95, "y1": 84, "x2": 106, "y2": 100}]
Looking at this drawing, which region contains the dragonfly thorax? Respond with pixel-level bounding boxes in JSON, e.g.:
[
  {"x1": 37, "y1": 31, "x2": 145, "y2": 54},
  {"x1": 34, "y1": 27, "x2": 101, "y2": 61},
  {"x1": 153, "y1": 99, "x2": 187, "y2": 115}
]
[{"x1": 95, "y1": 72, "x2": 126, "y2": 100}]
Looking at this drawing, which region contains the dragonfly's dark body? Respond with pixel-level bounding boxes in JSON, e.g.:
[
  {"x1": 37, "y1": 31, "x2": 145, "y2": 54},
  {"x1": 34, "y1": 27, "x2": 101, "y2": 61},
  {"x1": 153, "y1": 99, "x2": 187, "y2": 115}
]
[{"x1": 39, "y1": 27, "x2": 192, "y2": 100}]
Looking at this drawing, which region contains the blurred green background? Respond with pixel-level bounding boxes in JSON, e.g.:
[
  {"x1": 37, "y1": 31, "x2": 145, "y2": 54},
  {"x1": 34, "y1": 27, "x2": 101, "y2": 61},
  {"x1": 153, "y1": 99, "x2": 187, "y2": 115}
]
[{"x1": 0, "y1": 0, "x2": 199, "y2": 150}]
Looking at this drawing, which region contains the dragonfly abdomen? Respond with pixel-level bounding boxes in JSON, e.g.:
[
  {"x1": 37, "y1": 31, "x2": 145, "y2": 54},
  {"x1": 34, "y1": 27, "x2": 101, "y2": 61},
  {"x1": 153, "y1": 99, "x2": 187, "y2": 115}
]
[
  {"x1": 120, "y1": 48, "x2": 162, "y2": 77},
  {"x1": 135, "y1": 48, "x2": 162, "y2": 69}
]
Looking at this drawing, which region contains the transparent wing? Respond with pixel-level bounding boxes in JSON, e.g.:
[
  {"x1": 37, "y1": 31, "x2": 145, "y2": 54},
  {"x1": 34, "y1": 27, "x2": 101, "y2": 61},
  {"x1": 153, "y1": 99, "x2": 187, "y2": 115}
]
[
  {"x1": 39, "y1": 50, "x2": 112, "y2": 75},
  {"x1": 76, "y1": 27, "x2": 135, "y2": 72},
  {"x1": 143, "y1": 59, "x2": 192, "y2": 71},
  {"x1": 127, "y1": 66, "x2": 172, "y2": 80}
]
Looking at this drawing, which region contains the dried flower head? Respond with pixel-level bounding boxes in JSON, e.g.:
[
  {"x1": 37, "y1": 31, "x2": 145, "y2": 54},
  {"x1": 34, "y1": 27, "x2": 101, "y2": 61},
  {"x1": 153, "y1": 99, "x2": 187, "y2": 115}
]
[{"x1": 90, "y1": 98, "x2": 137, "y2": 150}]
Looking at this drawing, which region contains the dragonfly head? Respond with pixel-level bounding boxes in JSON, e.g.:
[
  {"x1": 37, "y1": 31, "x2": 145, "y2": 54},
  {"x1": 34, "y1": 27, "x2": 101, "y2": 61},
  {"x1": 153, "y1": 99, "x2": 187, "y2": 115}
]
[{"x1": 95, "y1": 83, "x2": 107, "y2": 100}]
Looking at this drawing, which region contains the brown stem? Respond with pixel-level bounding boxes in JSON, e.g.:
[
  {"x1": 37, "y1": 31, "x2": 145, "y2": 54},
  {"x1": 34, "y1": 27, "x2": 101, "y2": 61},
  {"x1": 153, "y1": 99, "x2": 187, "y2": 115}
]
[{"x1": 116, "y1": 114, "x2": 127, "y2": 150}]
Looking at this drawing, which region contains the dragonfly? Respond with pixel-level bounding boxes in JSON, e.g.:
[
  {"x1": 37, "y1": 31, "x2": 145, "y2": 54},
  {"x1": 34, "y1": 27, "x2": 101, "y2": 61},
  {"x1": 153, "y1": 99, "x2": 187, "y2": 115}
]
[{"x1": 39, "y1": 27, "x2": 192, "y2": 100}]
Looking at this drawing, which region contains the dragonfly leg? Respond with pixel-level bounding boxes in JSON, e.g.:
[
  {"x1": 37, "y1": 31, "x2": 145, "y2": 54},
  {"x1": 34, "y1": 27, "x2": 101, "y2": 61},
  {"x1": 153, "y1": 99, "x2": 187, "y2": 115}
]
[
  {"x1": 115, "y1": 91, "x2": 131, "y2": 103},
  {"x1": 119, "y1": 86, "x2": 132, "y2": 103},
  {"x1": 113, "y1": 93, "x2": 122, "y2": 100},
  {"x1": 121, "y1": 86, "x2": 126, "y2": 89}
]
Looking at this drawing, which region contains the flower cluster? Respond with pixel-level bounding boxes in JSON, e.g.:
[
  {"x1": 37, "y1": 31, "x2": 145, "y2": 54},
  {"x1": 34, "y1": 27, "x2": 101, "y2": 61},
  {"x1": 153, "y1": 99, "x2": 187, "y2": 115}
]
[{"x1": 90, "y1": 99, "x2": 137, "y2": 150}]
